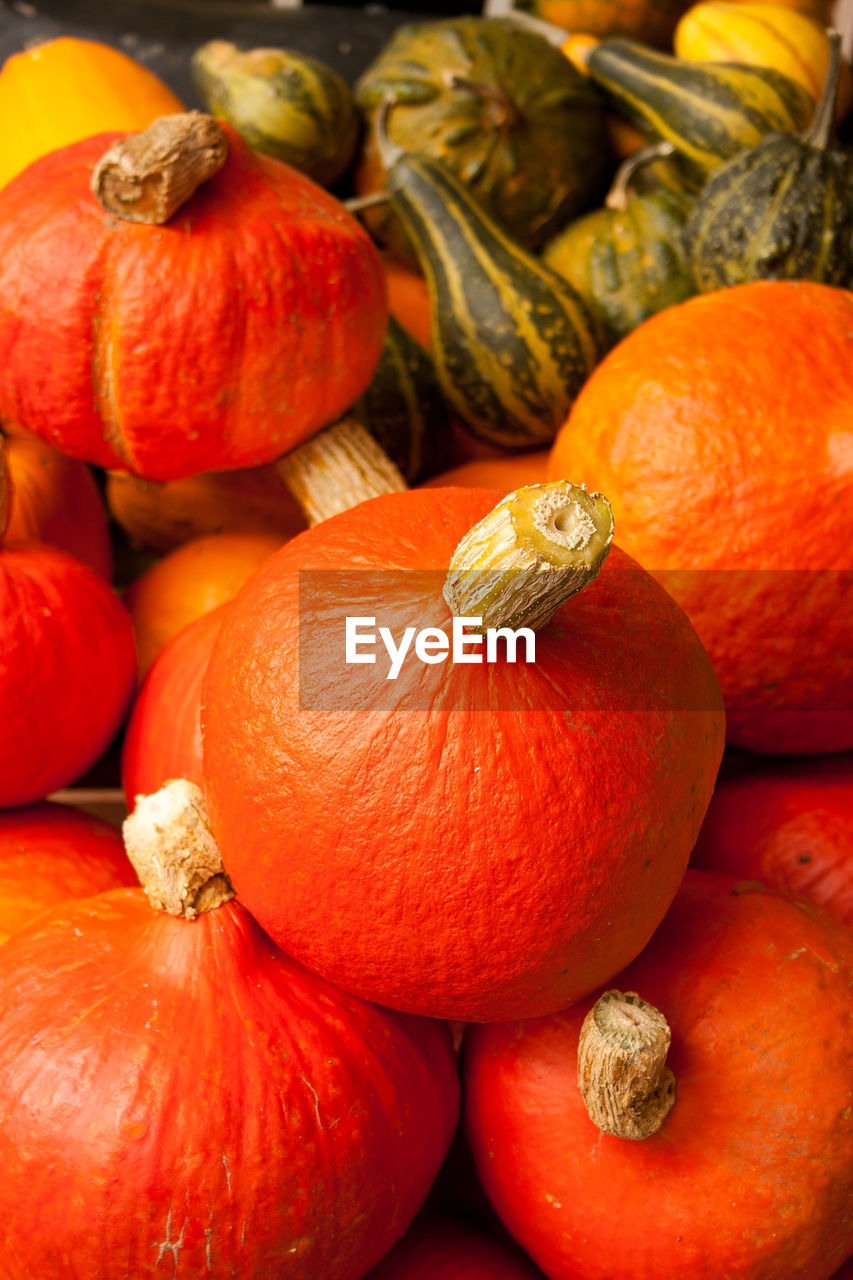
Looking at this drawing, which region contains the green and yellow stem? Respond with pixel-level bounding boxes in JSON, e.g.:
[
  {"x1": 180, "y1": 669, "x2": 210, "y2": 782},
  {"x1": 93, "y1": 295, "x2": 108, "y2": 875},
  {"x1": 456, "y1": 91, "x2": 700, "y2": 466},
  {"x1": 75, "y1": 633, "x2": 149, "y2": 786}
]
[{"x1": 443, "y1": 480, "x2": 613, "y2": 633}]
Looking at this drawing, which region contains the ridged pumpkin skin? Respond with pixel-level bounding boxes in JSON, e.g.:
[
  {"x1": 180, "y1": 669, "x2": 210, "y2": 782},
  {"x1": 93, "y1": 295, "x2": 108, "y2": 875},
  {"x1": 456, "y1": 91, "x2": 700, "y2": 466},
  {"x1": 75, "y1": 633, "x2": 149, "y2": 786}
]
[
  {"x1": 0, "y1": 36, "x2": 185, "y2": 190},
  {"x1": 0, "y1": 802, "x2": 134, "y2": 944},
  {"x1": 354, "y1": 17, "x2": 608, "y2": 261},
  {"x1": 4, "y1": 428, "x2": 112, "y2": 578},
  {"x1": 368, "y1": 1217, "x2": 542, "y2": 1278},
  {"x1": 122, "y1": 606, "x2": 225, "y2": 808},
  {"x1": 692, "y1": 755, "x2": 853, "y2": 925},
  {"x1": 548, "y1": 281, "x2": 853, "y2": 754},
  {"x1": 201, "y1": 487, "x2": 724, "y2": 1022},
  {"x1": 464, "y1": 871, "x2": 853, "y2": 1280},
  {"x1": 0, "y1": 125, "x2": 386, "y2": 481},
  {"x1": 0, "y1": 543, "x2": 136, "y2": 807},
  {"x1": 587, "y1": 39, "x2": 814, "y2": 179},
  {"x1": 0, "y1": 893, "x2": 459, "y2": 1279}
]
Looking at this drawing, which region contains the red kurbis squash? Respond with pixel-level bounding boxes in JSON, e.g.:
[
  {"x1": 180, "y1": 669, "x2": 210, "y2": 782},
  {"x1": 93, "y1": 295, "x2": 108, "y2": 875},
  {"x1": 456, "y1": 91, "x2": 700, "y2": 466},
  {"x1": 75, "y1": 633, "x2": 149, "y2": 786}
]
[
  {"x1": 0, "y1": 114, "x2": 386, "y2": 481},
  {"x1": 0, "y1": 781, "x2": 459, "y2": 1278},
  {"x1": 202, "y1": 484, "x2": 724, "y2": 1021},
  {"x1": 123, "y1": 605, "x2": 225, "y2": 807},
  {"x1": 0, "y1": 539, "x2": 136, "y2": 806},
  {"x1": 691, "y1": 753, "x2": 853, "y2": 925},
  {"x1": 0, "y1": 800, "x2": 135, "y2": 944},
  {"x1": 368, "y1": 1216, "x2": 542, "y2": 1278},
  {"x1": 464, "y1": 870, "x2": 853, "y2": 1279}
]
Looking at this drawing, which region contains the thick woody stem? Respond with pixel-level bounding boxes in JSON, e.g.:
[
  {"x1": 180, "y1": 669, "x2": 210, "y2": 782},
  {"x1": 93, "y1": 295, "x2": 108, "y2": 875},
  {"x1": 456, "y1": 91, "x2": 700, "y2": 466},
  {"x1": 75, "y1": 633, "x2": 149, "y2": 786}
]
[
  {"x1": 577, "y1": 990, "x2": 676, "y2": 1140},
  {"x1": 123, "y1": 779, "x2": 235, "y2": 919},
  {"x1": 92, "y1": 112, "x2": 228, "y2": 224},
  {"x1": 276, "y1": 416, "x2": 406, "y2": 527},
  {"x1": 443, "y1": 481, "x2": 613, "y2": 633}
]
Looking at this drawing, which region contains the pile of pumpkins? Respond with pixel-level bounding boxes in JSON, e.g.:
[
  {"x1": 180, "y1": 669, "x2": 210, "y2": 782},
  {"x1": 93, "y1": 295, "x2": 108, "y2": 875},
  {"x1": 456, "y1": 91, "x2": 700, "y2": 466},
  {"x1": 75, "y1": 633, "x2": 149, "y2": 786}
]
[{"x1": 0, "y1": 0, "x2": 852, "y2": 1275}]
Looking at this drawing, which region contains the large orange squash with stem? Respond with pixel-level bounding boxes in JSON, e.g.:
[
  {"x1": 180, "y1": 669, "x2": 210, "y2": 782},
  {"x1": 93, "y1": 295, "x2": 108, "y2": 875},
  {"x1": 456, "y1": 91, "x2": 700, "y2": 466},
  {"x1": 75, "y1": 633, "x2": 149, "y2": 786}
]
[
  {"x1": 0, "y1": 802, "x2": 135, "y2": 945},
  {"x1": 0, "y1": 37, "x2": 185, "y2": 190},
  {"x1": 0, "y1": 782, "x2": 460, "y2": 1279},
  {"x1": 548, "y1": 280, "x2": 853, "y2": 754},
  {"x1": 464, "y1": 870, "x2": 853, "y2": 1279},
  {"x1": 0, "y1": 114, "x2": 386, "y2": 481},
  {"x1": 692, "y1": 754, "x2": 853, "y2": 925},
  {"x1": 202, "y1": 484, "x2": 724, "y2": 1022},
  {"x1": 3, "y1": 427, "x2": 111, "y2": 578}
]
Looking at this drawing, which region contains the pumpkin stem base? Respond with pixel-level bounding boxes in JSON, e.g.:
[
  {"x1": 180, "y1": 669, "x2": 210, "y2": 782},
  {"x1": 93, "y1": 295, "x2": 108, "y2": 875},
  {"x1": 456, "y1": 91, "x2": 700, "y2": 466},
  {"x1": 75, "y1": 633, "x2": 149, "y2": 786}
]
[
  {"x1": 277, "y1": 416, "x2": 406, "y2": 527},
  {"x1": 577, "y1": 989, "x2": 675, "y2": 1140}
]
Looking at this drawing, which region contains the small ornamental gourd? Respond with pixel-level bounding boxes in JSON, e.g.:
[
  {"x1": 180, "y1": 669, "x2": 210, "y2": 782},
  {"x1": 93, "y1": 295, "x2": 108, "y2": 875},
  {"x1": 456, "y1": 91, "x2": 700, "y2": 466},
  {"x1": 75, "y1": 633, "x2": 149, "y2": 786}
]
[
  {"x1": 464, "y1": 871, "x2": 853, "y2": 1279},
  {"x1": 543, "y1": 143, "x2": 696, "y2": 349},
  {"x1": 0, "y1": 781, "x2": 460, "y2": 1279},
  {"x1": 0, "y1": 112, "x2": 386, "y2": 481},
  {"x1": 674, "y1": 1, "x2": 853, "y2": 121},
  {"x1": 372, "y1": 111, "x2": 601, "y2": 450},
  {"x1": 0, "y1": 441, "x2": 136, "y2": 807},
  {"x1": 0, "y1": 802, "x2": 135, "y2": 945},
  {"x1": 684, "y1": 34, "x2": 853, "y2": 290},
  {"x1": 192, "y1": 40, "x2": 360, "y2": 188},
  {"x1": 586, "y1": 38, "x2": 815, "y2": 181},
  {"x1": 201, "y1": 482, "x2": 724, "y2": 1022},
  {"x1": 354, "y1": 17, "x2": 609, "y2": 263}
]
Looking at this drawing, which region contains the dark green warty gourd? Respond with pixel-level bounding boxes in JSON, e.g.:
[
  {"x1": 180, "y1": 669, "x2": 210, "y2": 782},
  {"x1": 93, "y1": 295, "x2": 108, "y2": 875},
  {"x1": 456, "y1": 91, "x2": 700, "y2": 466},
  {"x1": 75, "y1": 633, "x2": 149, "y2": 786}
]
[{"x1": 684, "y1": 34, "x2": 853, "y2": 291}]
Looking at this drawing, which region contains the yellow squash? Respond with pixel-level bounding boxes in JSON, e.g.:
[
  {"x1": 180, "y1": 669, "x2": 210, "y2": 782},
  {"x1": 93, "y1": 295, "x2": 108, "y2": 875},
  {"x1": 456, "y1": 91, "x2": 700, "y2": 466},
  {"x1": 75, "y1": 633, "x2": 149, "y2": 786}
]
[
  {"x1": 675, "y1": 2, "x2": 852, "y2": 119},
  {"x1": 0, "y1": 37, "x2": 185, "y2": 189}
]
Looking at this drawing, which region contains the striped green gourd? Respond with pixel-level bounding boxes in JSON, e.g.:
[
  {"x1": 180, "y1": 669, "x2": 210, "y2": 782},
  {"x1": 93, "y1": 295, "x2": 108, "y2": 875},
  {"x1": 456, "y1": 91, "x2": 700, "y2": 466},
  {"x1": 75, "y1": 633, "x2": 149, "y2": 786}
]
[
  {"x1": 192, "y1": 40, "x2": 360, "y2": 188},
  {"x1": 381, "y1": 133, "x2": 601, "y2": 449},
  {"x1": 543, "y1": 143, "x2": 695, "y2": 349},
  {"x1": 685, "y1": 34, "x2": 853, "y2": 290},
  {"x1": 352, "y1": 315, "x2": 454, "y2": 484},
  {"x1": 587, "y1": 38, "x2": 814, "y2": 181}
]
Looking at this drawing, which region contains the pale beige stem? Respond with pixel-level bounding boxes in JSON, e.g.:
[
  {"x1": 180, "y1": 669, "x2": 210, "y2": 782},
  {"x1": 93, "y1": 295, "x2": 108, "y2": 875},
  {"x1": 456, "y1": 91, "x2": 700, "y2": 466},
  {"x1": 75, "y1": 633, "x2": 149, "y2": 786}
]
[
  {"x1": 123, "y1": 779, "x2": 235, "y2": 919},
  {"x1": 277, "y1": 416, "x2": 406, "y2": 527},
  {"x1": 443, "y1": 481, "x2": 613, "y2": 633},
  {"x1": 578, "y1": 989, "x2": 675, "y2": 1140},
  {"x1": 91, "y1": 112, "x2": 228, "y2": 224},
  {"x1": 605, "y1": 141, "x2": 675, "y2": 212}
]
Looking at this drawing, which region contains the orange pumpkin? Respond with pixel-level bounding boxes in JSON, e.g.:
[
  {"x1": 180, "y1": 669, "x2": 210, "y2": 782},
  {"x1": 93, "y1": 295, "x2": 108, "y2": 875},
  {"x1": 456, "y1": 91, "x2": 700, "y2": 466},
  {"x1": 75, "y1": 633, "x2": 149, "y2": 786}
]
[
  {"x1": 106, "y1": 463, "x2": 306, "y2": 554},
  {"x1": 368, "y1": 1217, "x2": 541, "y2": 1278},
  {"x1": 381, "y1": 254, "x2": 432, "y2": 350},
  {"x1": 548, "y1": 280, "x2": 853, "y2": 754},
  {"x1": 122, "y1": 606, "x2": 225, "y2": 807},
  {"x1": 0, "y1": 37, "x2": 186, "y2": 190},
  {"x1": 421, "y1": 451, "x2": 550, "y2": 491},
  {"x1": 123, "y1": 531, "x2": 283, "y2": 681},
  {"x1": 691, "y1": 754, "x2": 853, "y2": 925},
  {"x1": 3, "y1": 428, "x2": 111, "y2": 578},
  {"x1": 0, "y1": 117, "x2": 387, "y2": 481},
  {"x1": 201, "y1": 485, "x2": 724, "y2": 1021},
  {"x1": 0, "y1": 801, "x2": 135, "y2": 945},
  {"x1": 464, "y1": 870, "x2": 853, "y2": 1279}
]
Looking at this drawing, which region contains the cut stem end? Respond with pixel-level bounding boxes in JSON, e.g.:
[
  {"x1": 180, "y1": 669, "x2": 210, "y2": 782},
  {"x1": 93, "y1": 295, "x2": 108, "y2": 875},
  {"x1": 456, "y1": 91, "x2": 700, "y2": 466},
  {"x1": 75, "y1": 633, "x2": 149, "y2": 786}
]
[{"x1": 578, "y1": 989, "x2": 675, "y2": 1140}]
